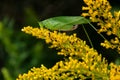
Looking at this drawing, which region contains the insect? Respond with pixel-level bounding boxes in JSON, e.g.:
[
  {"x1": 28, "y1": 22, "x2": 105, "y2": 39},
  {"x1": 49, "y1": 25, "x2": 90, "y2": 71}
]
[
  {"x1": 38, "y1": 16, "x2": 107, "y2": 48},
  {"x1": 38, "y1": 16, "x2": 90, "y2": 31}
]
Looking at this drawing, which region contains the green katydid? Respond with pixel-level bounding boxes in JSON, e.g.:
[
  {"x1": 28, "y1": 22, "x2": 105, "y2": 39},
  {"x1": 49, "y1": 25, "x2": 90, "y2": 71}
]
[
  {"x1": 38, "y1": 16, "x2": 107, "y2": 40},
  {"x1": 38, "y1": 16, "x2": 90, "y2": 31},
  {"x1": 38, "y1": 16, "x2": 94, "y2": 47},
  {"x1": 38, "y1": 16, "x2": 108, "y2": 48}
]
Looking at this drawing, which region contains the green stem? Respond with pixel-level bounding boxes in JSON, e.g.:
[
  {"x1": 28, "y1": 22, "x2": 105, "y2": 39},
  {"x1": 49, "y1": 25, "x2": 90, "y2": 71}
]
[
  {"x1": 86, "y1": 19, "x2": 107, "y2": 40},
  {"x1": 82, "y1": 24, "x2": 94, "y2": 48}
]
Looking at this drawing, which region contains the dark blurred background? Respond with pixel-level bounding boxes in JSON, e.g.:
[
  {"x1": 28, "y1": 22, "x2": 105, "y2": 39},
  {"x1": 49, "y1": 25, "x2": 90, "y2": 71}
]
[
  {"x1": 0, "y1": 0, "x2": 84, "y2": 27},
  {"x1": 0, "y1": 0, "x2": 120, "y2": 80}
]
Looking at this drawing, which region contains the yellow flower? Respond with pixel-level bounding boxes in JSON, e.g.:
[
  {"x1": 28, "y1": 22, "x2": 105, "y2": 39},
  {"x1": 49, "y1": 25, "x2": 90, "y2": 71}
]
[
  {"x1": 82, "y1": 0, "x2": 120, "y2": 53},
  {"x1": 16, "y1": 26, "x2": 113, "y2": 79},
  {"x1": 16, "y1": 0, "x2": 120, "y2": 79},
  {"x1": 110, "y1": 63, "x2": 120, "y2": 80}
]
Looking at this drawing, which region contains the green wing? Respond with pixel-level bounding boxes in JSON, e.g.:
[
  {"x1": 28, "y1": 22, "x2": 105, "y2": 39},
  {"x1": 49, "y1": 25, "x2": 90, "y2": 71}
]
[{"x1": 38, "y1": 16, "x2": 90, "y2": 31}]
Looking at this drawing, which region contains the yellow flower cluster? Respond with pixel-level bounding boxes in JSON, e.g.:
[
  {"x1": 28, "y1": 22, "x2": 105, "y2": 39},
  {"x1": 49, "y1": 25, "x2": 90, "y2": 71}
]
[
  {"x1": 82, "y1": 0, "x2": 120, "y2": 53},
  {"x1": 110, "y1": 63, "x2": 120, "y2": 80},
  {"x1": 21, "y1": 26, "x2": 88, "y2": 57},
  {"x1": 82, "y1": 0, "x2": 112, "y2": 33},
  {"x1": 16, "y1": 26, "x2": 120, "y2": 79}
]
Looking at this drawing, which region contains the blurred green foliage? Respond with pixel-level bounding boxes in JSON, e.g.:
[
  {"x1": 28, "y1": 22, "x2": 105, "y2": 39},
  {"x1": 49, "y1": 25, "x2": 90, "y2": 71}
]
[{"x1": 0, "y1": 8, "x2": 61, "y2": 80}]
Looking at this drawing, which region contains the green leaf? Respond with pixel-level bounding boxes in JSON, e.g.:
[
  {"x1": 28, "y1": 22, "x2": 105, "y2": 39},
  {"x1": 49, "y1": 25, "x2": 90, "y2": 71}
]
[
  {"x1": 1, "y1": 68, "x2": 13, "y2": 80},
  {"x1": 38, "y1": 16, "x2": 90, "y2": 31}
]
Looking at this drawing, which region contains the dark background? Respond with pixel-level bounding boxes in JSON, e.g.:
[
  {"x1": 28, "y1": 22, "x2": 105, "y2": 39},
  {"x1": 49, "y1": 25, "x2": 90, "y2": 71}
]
[{"x1": 0, "y1": 0, "x2": 84, "y2": 27}]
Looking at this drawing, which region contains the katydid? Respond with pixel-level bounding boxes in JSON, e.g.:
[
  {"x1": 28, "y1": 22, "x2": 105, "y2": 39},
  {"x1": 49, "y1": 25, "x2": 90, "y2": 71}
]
[
  {"x1": 38, "y1": 16, "x2": 108, "y2": 48},
  {"x1": 38, "y1": 16, "x2": 94, "y2": 48},
  {"x1": 38, "y1": 16, "x2": 90, "y2": 31}
]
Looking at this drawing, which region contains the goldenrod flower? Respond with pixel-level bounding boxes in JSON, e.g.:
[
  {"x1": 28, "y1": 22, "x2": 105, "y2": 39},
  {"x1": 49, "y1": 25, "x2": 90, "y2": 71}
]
[
  {"x1": 16, "y1": 0, "x2": 120, "y2": 79},
  {"x1": 109, "y1": 63, "x2": 120, "y2": 80},
  {"x1": 16, "y1": 26, "x2": 120, "y2": 79},
  {"x1": 82, "y1": 0, "x2": 120, "y2": 53}
]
